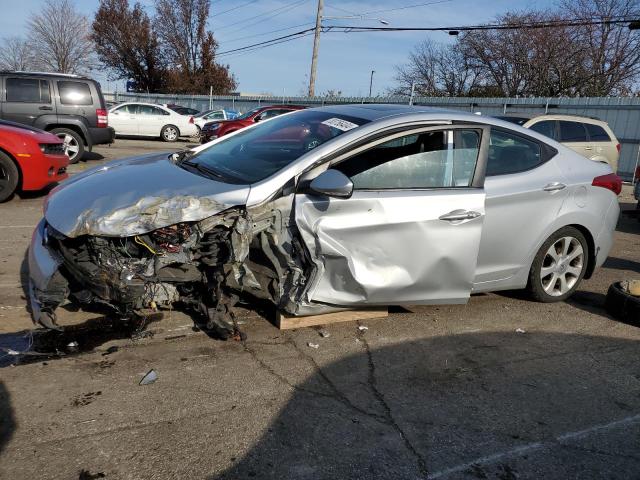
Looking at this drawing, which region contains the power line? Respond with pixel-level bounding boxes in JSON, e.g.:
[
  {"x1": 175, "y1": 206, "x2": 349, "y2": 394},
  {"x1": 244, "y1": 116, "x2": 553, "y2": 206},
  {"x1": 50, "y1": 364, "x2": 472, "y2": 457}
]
[
  {"x1": 220, "y1": 22, "x2": 316, "y2": 44},
  {"x1": 212, "y1": 0, "x2": 260, "y2": 17},
  {"x1": 214, "y1": 0, "x2": 310, "y2": 32},
  {"x1": 217, "y1": 27, "x2": 316, "y2": 57},
  {"x1": 359, "y1": 0, "x2": 452, "y2": 16},
  {"x1": 324, "y1": 3, "x2": 358, "y2": 15},
  {"x1": 322, "y1": 17, "x2": 638, "y2": 33},
  {"x1": 214, "y1": 17, "x2": 638, "y2": 60},
  {"x1": 218, "y1": 32, "x2": 316, "y2": 59}
]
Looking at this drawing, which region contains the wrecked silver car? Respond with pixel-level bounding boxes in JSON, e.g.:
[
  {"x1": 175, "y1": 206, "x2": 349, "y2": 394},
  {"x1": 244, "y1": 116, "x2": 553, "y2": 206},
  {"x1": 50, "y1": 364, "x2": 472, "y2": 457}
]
[{"x1": 28, "y1": 105, "x2": 620, "y2": 338}]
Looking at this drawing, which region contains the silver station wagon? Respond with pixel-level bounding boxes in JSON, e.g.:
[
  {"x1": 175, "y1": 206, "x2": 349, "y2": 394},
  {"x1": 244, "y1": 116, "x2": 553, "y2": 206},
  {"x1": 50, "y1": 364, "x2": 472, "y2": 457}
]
[{"x1": 28, "y1": 105, "x2": 621, "y2": 338}]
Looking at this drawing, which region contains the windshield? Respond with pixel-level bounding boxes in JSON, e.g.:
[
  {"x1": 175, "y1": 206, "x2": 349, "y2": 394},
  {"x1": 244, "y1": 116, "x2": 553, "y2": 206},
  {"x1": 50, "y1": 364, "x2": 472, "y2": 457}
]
[
  {"x1": 194, "y1": 110, "x2": 214, "y2": 118},
  {"x1": 237, "y1": 107, "x2": 262, "y2": 120},
  {"x1": 183, "y1": 110, "x2": 369, "y2": 184}
]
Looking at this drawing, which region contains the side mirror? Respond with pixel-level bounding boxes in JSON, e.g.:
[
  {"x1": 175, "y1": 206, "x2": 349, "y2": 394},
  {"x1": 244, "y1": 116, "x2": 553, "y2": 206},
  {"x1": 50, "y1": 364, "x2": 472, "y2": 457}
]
[{"x1": 309, "y1": 169, "x2": 353, "y2": 198}]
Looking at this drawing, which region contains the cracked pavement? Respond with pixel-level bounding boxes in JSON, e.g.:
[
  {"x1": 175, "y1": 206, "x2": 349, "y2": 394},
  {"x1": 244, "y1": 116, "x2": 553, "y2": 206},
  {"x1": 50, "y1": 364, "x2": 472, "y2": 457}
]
[{"x1": 1, "y1": 139, "x2": 639, "y2": 479}]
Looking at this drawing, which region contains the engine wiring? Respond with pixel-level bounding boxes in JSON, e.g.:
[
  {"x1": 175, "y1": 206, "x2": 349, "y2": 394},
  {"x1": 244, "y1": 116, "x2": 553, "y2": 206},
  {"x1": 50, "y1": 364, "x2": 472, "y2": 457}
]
[{"x1": 134, "y1": 235, "x2": 157, "y2": 255}]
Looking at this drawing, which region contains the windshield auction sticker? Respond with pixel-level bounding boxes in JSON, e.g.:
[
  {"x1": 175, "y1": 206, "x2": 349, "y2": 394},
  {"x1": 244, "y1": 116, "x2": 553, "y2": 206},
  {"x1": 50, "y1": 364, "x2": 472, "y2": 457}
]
[{"x1": 321, "y1": 118, "x2": 359, "y2": 131}]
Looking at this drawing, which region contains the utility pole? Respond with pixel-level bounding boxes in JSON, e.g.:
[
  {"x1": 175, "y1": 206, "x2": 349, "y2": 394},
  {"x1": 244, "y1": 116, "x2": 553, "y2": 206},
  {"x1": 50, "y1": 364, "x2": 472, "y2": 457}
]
[
  {"x1": 308, "y1": 0, "x2": 323, "y2": 97},
  {"x1": 369, "y1": 70, "x2": 375, "y2": 97}
]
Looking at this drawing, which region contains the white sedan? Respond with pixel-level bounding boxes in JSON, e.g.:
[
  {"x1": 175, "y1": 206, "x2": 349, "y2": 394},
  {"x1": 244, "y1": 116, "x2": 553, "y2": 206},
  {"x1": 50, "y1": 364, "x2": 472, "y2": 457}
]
[{"x1": 108, "y1": 102, "x2": 198, "y2": 141}]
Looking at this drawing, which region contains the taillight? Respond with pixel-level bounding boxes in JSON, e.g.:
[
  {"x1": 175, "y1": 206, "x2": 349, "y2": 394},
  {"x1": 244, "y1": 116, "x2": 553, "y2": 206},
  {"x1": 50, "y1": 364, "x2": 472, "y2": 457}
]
[
  {"x1": 592, "y1": 173, "x2": 622, "y2": 195},
  {"x1": 96, "y1": 109, "x2": 108, "y2": 128},
  {"x1": 636, "y1": 166, "x2": 640, "y2": 180},
  {"x1": 616, "y1": 143, "x2": 621, "y2": 153},
  {"x1": 189, "y1": 116, "x2": 194, "y2": 124}
]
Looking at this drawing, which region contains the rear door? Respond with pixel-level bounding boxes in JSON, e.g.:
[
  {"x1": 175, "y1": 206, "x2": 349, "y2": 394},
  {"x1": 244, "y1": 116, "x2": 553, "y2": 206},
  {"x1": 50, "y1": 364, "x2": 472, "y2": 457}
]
[
  {"x1": 295, "y1": 125, "x2": 489, "y2": 306},
  {"x1": 558, "y1": 120, "x2": 591, "y2": 158},
  {"x1": 474, "y1": 128, "x2": 568, "y2": 287},
  {"x1": 137, "y1": 105, "x2": 168, "y2": 136},
  {"x1": 2, "y1": 76, "x2": 54, "y2": 126}
]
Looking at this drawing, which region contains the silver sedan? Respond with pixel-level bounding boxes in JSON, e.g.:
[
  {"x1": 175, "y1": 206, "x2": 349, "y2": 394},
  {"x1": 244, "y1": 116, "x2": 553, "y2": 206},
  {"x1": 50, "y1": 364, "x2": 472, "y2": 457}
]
[{"x1": 28, "y1": 105, "x2": 621, "y2": 338}]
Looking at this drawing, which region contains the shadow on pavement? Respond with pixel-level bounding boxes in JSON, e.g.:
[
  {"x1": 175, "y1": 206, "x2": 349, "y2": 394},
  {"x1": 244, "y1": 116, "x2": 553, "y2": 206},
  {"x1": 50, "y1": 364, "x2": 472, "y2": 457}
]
[
  {"x1": 604, "y1": 256, "x2": 640, "y2": 273},
  {"x1": 0, "y1": 382, "x2": 15, "y2": 455},
  {"x1": 209, "y1": 331, "x2": 640, "y2": 480}
]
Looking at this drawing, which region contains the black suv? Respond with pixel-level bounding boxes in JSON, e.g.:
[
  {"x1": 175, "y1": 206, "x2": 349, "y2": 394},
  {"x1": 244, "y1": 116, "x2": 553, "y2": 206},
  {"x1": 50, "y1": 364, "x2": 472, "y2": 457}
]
[{"x1": 0, "y1": 71, "x2": 115, "y2": 162}]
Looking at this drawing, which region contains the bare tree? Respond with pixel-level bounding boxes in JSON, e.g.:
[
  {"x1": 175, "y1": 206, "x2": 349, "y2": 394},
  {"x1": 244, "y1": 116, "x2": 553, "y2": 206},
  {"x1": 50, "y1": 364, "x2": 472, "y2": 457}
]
[
  {"x1": 154, "y1": 0, "x2": 236, "y2": 94},
  {"x1": 560, "y1": 0, "x2": 640, "y2": 96},
  {"x1": 392, "y1": 39, "x2": 484, "y2": 97},
  {"x1": 28, "y1": 0, "x2": 95, "y2": 74},
  {"x1": 0, "y1": 37, "x2": 36, "y2": 70},
  {"x1": 92, "y1": 0, "x2": 167, "y2": 92}
]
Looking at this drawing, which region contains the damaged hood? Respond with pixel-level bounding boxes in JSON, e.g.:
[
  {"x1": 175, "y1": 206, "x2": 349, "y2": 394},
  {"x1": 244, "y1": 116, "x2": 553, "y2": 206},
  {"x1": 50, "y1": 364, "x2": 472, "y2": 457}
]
[{"x1": 44, "y1": 152, "x2": 251, "y2": 238}]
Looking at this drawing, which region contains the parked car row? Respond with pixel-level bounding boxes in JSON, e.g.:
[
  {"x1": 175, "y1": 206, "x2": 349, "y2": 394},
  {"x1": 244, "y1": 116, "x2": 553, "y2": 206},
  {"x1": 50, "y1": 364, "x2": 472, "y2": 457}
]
[
  {"x1": 0, "y1": 70, "x2": 114, "y2": 163},
  {"x1": 200, "y1": 104, "x2": 306, "y2": 143}
]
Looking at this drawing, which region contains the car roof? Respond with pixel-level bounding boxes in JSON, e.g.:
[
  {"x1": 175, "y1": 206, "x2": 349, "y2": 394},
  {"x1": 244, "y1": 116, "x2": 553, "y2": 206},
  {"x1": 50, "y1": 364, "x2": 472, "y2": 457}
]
[
  {"x1": 113, "y1": 102, "x2": 171, "y2": 109},
  {"x1": 0, "y1": 70, "x2": 93, "y2": 81},
  {"x1": 524, "y1": 113, "x2": 605, "y2": 124}
]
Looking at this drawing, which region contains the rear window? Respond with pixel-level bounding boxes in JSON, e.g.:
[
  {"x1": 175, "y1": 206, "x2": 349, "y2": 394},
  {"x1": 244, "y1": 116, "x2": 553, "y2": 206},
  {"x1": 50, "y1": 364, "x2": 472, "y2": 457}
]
[
  {"x1": 6, "y1": 78, "x2": 51, "y2": 103},
  {"x1": 58, "y1": 81, "x2": 93, "y2": 105},
  {"x1": 529, "y1": 120, "x2": 557, "y2": 140},
  {"x1": 586, "y1": 123, "x2": 611, "y2": 142},
  {"x1": 559, "y1": 121, "x2": 588, "y2": 142}
]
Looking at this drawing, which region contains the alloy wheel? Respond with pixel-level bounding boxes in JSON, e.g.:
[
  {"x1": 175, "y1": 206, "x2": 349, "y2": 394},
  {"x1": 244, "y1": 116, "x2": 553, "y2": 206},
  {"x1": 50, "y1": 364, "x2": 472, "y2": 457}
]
[
  {"x1": 540, "y1": 236, "x2": 584, "y2": 296},
  {"x1": 56, "y1": 133, "x2": 80, "y2": 161},
  {"x1": 164, "y1": 127, "x2": 178, "y2": 141}
]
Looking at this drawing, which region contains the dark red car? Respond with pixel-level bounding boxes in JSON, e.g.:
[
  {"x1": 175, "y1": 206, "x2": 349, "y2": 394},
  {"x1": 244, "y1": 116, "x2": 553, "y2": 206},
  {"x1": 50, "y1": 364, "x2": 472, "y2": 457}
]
[
  {"x1": 0, "y1": 121, "x2": 69, "y2": 202},
  {"x1": 200, "y1": 105, "x2": 306, "y2": 143}
]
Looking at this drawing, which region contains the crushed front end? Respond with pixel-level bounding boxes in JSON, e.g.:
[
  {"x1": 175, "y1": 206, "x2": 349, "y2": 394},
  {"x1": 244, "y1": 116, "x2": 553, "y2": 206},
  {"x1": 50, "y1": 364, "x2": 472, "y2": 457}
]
[{"x1": 28, "y1": 203, "x2": 312, "y2": 339}]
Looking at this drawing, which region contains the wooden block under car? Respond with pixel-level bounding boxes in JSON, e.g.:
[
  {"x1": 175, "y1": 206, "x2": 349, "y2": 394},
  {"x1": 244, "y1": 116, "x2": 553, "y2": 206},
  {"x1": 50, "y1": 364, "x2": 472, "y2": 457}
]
[{"x1": 276, "y1": 308, "x2": 388, "y2": 330}]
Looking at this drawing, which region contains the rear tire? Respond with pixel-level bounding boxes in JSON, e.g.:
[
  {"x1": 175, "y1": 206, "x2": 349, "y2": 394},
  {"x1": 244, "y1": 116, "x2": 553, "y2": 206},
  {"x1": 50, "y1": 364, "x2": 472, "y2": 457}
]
[
  {"x1": 527, "y1": 226, "x2": 589, "y2": 302},
  {"x1": 51, "y1": 128, "x2": 85, "y2": 163},
  {"x1": 0, "y1": 151, "x2": 19, "y2": 202},
  {"x1": 161, "y1": 125, "x2": 179, "y2": 142}
]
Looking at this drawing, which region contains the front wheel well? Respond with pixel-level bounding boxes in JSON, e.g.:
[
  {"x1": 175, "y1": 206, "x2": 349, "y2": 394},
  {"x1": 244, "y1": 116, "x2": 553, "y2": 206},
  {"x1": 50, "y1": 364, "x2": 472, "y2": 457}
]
[{"x1": 568, "y1": 224, "x2": 597, "y2": 279}]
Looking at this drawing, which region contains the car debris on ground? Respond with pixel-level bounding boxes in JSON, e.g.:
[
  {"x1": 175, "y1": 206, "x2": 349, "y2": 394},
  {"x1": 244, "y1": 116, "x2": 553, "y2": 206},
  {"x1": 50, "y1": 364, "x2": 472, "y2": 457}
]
[{"x1": 139, "y1": 369, "x2": 158, "y2": 385}]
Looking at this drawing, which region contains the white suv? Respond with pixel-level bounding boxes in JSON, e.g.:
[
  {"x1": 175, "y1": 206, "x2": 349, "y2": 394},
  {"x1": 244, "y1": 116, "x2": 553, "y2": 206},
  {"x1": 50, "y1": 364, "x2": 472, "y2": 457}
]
[{"x1": 497, "y1": 114, "x2": 620, "y2": 172}]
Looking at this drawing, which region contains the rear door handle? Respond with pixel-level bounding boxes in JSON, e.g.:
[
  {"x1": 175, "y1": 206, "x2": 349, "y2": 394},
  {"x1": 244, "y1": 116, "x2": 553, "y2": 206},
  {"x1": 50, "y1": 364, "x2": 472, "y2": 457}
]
[
  {"x1": 439, "y1": 210, "x2": 481, "y2": 222},
  {"x1": 39, "y1": 106, "x2": 53, "y2": 111},
  {"x1": 543, "y1": 182, "x2": 567, "y2": 192}
]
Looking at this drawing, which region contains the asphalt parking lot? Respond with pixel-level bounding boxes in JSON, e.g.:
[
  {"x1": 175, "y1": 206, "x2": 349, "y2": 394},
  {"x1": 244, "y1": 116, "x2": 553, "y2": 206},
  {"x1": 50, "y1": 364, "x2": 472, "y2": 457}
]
[{"x1": 1, "y1": 138, "x2": 639, "y2": 479}]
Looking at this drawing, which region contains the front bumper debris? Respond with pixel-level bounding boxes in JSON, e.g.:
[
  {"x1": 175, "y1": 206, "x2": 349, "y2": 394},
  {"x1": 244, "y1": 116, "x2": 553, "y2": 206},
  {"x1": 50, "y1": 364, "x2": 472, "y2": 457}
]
[{"x1": 28, "y1": 220, "x2": 68, "y2": 330}]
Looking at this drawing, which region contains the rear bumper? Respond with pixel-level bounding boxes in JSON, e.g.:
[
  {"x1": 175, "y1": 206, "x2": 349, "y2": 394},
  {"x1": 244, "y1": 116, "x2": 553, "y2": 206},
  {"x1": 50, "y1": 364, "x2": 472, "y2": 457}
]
[
  {"x1": 88, "y1": 126, "x2": 115, "y2": 146},
  {"x1": 20, "y1": 153, "x2": 69, "y2": 191},
  {"x1": 594, "y1": 197, "x2": 620, "y2": 269}
]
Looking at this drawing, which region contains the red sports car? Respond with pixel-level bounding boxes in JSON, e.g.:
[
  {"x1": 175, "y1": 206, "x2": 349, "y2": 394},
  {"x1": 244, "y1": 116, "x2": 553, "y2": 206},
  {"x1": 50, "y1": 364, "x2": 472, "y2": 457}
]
[
  {"x1": 200, "y1": 105, "x2": 306, "y2": 143},
  {"x1": 0, "y1": 121, "x2": 69, "y2": 202}
]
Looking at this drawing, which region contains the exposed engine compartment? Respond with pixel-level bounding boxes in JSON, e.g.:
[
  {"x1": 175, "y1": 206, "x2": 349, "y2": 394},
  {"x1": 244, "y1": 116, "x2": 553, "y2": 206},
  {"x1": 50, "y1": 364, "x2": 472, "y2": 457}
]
[{"x1": 39, "y1": 203, "x2": 313, "y2": 339}]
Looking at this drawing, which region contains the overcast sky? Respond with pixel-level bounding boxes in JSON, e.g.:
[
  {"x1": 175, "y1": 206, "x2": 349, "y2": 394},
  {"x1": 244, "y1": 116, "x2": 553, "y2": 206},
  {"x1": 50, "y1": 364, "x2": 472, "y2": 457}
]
[{"x1": 1, "y1": 0, "x2": 557, "y2": 95}]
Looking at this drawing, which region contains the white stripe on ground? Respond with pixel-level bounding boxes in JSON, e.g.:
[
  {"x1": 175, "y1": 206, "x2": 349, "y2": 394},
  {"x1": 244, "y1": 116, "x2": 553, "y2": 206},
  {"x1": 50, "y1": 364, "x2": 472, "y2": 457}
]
[{"x1": 428, "y1": 414, "x2": 640, "y2": 479}]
